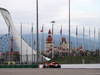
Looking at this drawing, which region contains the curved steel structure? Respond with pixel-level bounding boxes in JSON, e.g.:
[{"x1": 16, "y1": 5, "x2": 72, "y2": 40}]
[{"x1": 0, "y1": 7, "x2": 50, "y2": 63}]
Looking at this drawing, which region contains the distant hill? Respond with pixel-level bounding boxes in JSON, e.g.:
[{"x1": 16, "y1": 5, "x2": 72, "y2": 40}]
[{"x1": 0, "y1": 34, "x2": 98, "y2": 53}]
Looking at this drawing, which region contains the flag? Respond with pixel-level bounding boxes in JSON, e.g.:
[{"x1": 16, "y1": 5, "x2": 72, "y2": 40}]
[
  {"x1": 31, "y1": 25, "x2": 33, "y2": 33},
  {"x1": 76, "y1": 26, "x2": 78, "y2": 49},
  {"x1": 20, "y1": 23, "x2": 22, "y2": 34},
  {"x1": 40, "y1": 26, "x2": 43, "y2": 32},
  {"x1": 34, "y1": 40, "x2": 35, "y2": 45},
  {"x1": 69, "y1": 51, "x2": 70, "y2": 53},
  {"x1": 60, "y1": 25, "x2": 62, "y2": 34},
  {"x1": 76, "y1": 26, "x2": 78, "y2": 36}
]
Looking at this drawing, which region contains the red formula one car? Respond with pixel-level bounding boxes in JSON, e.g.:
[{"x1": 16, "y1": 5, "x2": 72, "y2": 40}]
[{"x1": 43, "y1": 62, "x2": 61, "y2": 68}]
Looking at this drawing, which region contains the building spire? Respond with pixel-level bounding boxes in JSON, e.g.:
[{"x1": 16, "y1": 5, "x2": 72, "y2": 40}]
[{"x1": 48, "y1": 29, "x2": 51, "y2": 34}]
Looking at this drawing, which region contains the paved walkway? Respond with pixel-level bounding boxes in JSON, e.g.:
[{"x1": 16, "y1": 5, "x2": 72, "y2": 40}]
[{"x1": 0, "y1": 69, "x2": 100, "y2": 75}]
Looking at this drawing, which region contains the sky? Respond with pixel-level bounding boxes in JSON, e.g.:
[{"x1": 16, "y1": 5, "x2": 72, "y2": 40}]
[{"x1": 0, "y1": 0, "x2": 100, "y2": 38}]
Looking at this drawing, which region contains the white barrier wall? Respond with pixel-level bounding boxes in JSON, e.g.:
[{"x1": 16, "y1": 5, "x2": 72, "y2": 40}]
[{"x1": 39, "y1": 64, "x2": 100, "y2": 68}]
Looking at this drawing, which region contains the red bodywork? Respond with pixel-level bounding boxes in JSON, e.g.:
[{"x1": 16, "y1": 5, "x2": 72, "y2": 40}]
[{"x1": 43, "y1": 62, "x2": 61, "y2": 68}]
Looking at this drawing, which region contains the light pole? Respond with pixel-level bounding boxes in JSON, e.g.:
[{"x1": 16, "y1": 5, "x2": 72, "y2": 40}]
[
  {"x1": 69, "y1": 0, "x2": 71, "y2": 52},
  {"x1": 51, "y1": 21, "x2": 55, "y2": 58},
  {"x1": 89, "y1": 27, "x2": 91, "y2": 63},
  {"x1": 98, "y1": 28, "x2": 100, "y2": 63},
  {"x1": 36, "y1": 0, "x2": 39, "y2": 63},
  {"x1": 8, "y1": 26, "x2": 11, "y2": 63},
  {"x1": 31, "y1": 23, "x2": 33, "y2": 64}
]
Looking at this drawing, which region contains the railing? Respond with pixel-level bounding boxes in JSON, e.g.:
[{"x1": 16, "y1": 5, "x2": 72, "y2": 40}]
[
  {"x1": 0, "y1": 53, "x2": 100, "y2": 65},
  {"x1": 48, "y1": 53, "x2": 100, "y2": 64}
]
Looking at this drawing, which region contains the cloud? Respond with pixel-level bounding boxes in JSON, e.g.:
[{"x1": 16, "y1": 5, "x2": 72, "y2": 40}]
[{"x1": 0, "y1": 0, "x2": 100, "y2": 37}]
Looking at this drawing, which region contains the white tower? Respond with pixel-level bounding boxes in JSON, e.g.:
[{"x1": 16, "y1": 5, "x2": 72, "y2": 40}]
[{"x1": 0, "y1": 7, "x2": 50, "y2": 63}]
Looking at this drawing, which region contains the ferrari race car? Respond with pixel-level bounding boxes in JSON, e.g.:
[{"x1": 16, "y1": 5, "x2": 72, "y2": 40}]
[{"x1": 43, "y1": 62, "x2": 61, "y2": 68}]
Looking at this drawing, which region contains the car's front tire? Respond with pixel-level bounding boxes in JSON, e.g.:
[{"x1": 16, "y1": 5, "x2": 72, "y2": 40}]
[
  {"x1": 43, "y1": 65, "x2": 46, "y2": 68},
  {"x1": 57, "y1": 65, "x2": 61, "y2": 68}
]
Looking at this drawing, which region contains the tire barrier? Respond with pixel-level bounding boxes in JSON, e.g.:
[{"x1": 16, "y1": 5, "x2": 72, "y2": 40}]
[{"x1": 0, "y1": 65, "x2": 39, "y2": 68}]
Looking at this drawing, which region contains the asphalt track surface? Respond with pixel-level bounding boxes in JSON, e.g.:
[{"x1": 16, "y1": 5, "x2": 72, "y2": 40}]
[{"x1": 0, "y1": 68, "x2": 100, "y2": 75}]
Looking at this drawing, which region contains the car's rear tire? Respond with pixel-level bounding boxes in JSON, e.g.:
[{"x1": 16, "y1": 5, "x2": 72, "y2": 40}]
[{"x1": 57, "y1": 65, "x2": 61, "y2": 68}]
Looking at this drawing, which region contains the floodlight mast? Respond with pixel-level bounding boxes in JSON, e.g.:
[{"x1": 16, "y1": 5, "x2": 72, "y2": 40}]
[
  {"x1": 69, "y1": 0, "x2": 71, "y2": 52},
  {"x1": 36, "y1": 0, "x2": 39, "y2": 63}
]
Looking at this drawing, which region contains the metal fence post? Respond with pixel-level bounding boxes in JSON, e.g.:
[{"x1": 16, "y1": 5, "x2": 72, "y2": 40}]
[
  {"x1": 73, "y1": 52, "x2": 74, "y2": 64},
  {"x1": 65, "y1": 53, "x2": 66, "y2": 64},
  {"x1": 90, "y1": 52, "x2": 91, "y2": 63},
  {"x1": 42, "y1": 55, "x2": 43, "y2": 63},
  {"x1": 58, "y1": 54, "x2": 59, "y2": 63},
  {"x1": 34, "y1": 54, "x2": 35, "y2": 64}
]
